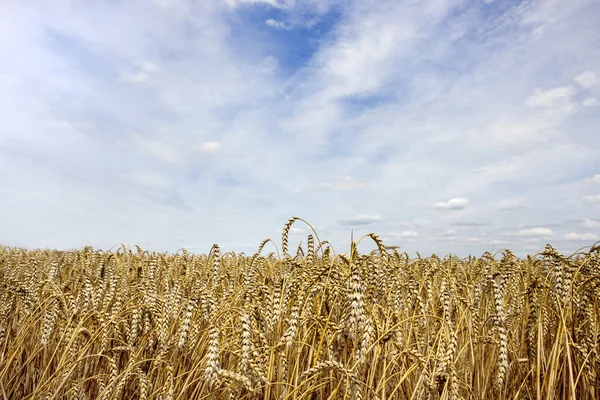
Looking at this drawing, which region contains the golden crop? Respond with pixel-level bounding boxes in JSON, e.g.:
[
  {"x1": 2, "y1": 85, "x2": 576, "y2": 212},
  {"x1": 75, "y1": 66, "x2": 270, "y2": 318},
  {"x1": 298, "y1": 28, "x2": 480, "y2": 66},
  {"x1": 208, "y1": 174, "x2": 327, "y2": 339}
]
[{"x1": 0, "y1": 217, "x2": 598, "y2": 399}]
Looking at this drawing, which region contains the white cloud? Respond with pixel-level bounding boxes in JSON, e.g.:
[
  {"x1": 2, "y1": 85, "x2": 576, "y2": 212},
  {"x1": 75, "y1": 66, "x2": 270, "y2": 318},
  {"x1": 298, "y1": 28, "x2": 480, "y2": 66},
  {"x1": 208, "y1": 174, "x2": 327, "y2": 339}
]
[
  {"x1": 583, "y1": 174, "x2": 600, "y2": 184},
  {"x1": 582, "y1": 195, "x2": 600, "y2": 204},
  {"x1": 574, "y1": 71, "x2": 599, "y2": 88},
  {"x1": 259, "y1": 55, "x2": 279, "y2": 76},
  {"x1": 517, "y1": 227, "x2": 555, "y2": 238},
  {"x1": 582, "y1": 219, "x2": 600, "y2": 228},
  {"x1": 431, "y1": 198, "x2": 469, "y2": 210},
  {"x1": 401, "y1": 231, "x2": 418, "y2": 238},
  {"x1": 564, "y1": 232, "x2": 599, "y2": 241},
  {"x1": 321, "y1": 177, "x2": 365, "y2": 190},
  {"x1": 480, "y1": 117, "x2": 558, "y2": 146},
  {"x1": 525, "y1": 86, "x2": 577, "y2": 108},
  {"x1": 305, "y1": 2, "x2": 437, "y2": 102},
  {"x1": 582, "y1": 98, "x2": 598, "y2": 106},
  {"x1": 198, "y1": 141, "x2": 222, "y2": 154},
  {"x1": 223, "y1": 0, "x2": 287, "y2": 9},
  {"x1": 265, "y1": 19, "x2": 291, "y2": 30},
  {"x1": 278, "y1": 227, "x2": 306, "y2": 234},
  {"x1": 119, "y1": 61, "x2": 160, "y2": 83}
]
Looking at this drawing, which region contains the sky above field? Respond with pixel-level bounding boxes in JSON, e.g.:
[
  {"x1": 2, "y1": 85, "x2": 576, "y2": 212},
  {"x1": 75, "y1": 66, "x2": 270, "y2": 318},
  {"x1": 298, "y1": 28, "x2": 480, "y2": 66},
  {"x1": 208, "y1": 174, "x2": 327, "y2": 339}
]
[{"x1": 1, "y1": 0, "x2": 600, "y2": 257}]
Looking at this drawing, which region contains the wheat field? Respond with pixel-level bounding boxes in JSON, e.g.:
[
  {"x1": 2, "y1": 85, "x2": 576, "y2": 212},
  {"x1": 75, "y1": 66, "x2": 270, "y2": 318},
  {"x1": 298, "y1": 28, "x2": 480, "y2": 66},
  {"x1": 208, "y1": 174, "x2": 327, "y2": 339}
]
[{"x1": 0, "y1": 217, "x2": 598, "y2": 399}]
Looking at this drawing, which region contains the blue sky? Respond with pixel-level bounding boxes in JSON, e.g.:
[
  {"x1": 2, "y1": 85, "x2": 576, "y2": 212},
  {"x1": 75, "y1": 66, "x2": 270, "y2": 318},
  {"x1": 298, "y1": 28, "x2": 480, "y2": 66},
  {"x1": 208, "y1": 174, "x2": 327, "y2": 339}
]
[{"x1": 1, "y1": 0, "x2": 599, "y2": 257}]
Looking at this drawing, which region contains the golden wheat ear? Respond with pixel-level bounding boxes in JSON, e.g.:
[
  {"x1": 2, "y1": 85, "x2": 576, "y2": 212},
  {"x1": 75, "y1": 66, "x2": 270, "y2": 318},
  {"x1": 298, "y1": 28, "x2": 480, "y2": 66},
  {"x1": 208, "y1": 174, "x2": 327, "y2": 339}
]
[{"x1": 1, "y1": 222, "x2": 597, "y2": 399}]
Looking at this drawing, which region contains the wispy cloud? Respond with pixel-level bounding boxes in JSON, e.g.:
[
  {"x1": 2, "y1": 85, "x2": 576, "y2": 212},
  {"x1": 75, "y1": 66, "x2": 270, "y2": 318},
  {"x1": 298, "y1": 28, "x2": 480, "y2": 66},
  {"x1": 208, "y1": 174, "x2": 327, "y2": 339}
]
[
  {"x1": 517, "y1": 227, "x2": 555, "y2": 238},
  {"x1": 564, "y1": 232, "x2": 599, "y2": 241},
  {"x1": 224, "y1": 0, "x2": 288, "y2": 9},
  {"x1": 431, "y1": 198, "x2": 469, "y2": 210},
  {"x1": 259, "y1": 55, "x2": 279, "y2": 75},
  {"x1": 584, "y1": 174, "x2": 600, "y2": 184},
  {"x1": 277, "y1": 227, "x2": 306, "y2": 234},
  {"x1": 574, "y1": 71, "x2": 599, "y2": 88},
  {"x1": 119, "y1": 61, "x2": 160, "y2": 83},
  {"x1": 321, "y1": 177, "x2": 365, "y2": 190},
  {"x1": 265, "y1": 19, "x2": 291, "y2": 30},
  {"x1": 401, "y1": 231, "x2": 418, "y2": 238},
  {"x1": 582, "y1": 219, "x2": 600, "y2": 228},
  {"x1": 525, "y1": 86, "x2": 576, "y2": 108},
  {"x1": 450, "y1": 220, "x2": 489, "y2": 227},
  {"x1": 198, "y1": 141, "x2": 223, "y2": 154},
  {"x1": 133, "y1": 136, "x2": 186, "y2": 166},
  {"x1": 582, "y1": 195, "x2": 600, "y2": 204}
]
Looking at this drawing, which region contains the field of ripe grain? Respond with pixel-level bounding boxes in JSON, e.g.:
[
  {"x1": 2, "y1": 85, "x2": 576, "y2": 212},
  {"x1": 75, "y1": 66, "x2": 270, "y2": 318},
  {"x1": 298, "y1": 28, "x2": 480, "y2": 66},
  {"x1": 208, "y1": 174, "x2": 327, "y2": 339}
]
[{"x1": 1, "y1": 217, "x2": 598, "y2": 400}]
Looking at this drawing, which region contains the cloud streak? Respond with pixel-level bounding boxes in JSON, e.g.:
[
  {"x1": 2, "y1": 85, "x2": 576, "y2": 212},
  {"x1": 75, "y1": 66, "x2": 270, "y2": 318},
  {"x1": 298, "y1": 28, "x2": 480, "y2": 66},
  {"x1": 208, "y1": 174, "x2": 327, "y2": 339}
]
[
  {"x1": 517, "y1": 227, "x2": 555, "y2": 238},
  {"x1": 339, "y1": 215, "x2": 383, "y2": 226},
  {"x1": 198, "y1": 141, "x2": 223, "y2": 154},
  {"x1": 581, "y1": 219, "x2": 600, "y2": 228},
  {"x1": 564, "y1": 232, "x2": 599, "y2": 241},
  {"x1": 321, "y1": 177, "x2": 365, "y2": 190},
  {"x1": 432, "y1": 198, "x2": 469, "y2": 210},
  {"x1": 582, "y1": 195, "x2": 600, "y2": 204}
]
